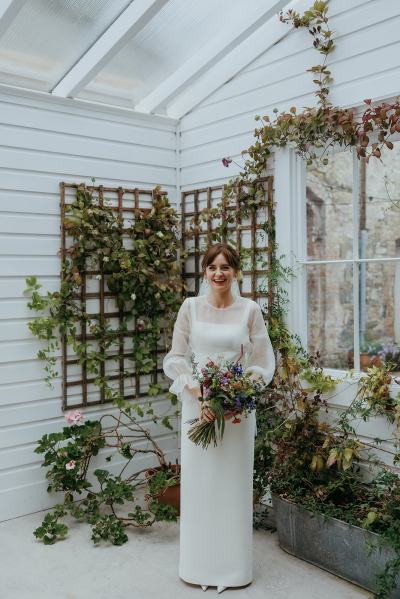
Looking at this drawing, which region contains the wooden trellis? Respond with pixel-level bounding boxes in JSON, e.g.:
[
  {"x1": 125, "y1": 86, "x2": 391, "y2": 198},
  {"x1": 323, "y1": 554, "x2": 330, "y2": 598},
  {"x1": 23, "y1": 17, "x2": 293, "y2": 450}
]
[
  {"x1": 180, "y1": 176, "x2": 275, "y2": 314},
  {"x1": 60, "y1": 182, "x2": 169, "y2": 411},
  {"x1": 59, "y1": 177, "x2": 274, "y2": 410}
]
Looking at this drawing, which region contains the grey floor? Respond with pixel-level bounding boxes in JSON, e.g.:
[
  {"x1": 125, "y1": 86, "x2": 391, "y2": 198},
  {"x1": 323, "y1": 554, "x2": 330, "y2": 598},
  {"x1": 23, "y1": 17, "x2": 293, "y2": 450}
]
[{"x1": 1, "y1": 494, "x2": 371, "y2": 599}]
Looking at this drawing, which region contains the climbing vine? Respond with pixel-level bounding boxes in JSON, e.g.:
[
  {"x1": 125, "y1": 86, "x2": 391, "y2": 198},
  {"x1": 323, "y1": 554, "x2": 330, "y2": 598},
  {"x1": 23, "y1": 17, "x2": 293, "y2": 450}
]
[
  {"x1": 25, "y1": 183, "x2": 183, "y2": 404},
  {"x1": 210, "y1": 2, "x2": 400, "y2": 597}
]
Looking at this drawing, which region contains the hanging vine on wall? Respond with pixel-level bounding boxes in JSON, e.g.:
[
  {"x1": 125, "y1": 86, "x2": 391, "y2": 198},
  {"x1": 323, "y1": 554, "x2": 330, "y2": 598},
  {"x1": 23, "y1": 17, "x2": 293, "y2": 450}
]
[{"x1": 24, "y1": 183, "x2": 184, "y2": 411}]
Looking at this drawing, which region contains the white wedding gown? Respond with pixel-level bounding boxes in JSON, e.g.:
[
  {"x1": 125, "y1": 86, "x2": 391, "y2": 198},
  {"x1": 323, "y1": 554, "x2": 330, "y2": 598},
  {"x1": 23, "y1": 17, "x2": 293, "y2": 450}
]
[{"x1": 162, "y1": 294, "x2": 275, "y2": 587}]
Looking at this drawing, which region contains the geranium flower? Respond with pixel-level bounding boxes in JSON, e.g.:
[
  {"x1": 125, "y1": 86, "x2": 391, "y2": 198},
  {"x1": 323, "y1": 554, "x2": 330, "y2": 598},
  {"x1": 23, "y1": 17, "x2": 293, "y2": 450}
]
[
  {"x1": 65, "y1": 410, "x2": 84, "y2": 425},
  {"x1": 66, "y1": 460, "x2": 76, "y2": 470},
  {"x1": 222, "y1": 157, "x2": 232, "y2": 167}
]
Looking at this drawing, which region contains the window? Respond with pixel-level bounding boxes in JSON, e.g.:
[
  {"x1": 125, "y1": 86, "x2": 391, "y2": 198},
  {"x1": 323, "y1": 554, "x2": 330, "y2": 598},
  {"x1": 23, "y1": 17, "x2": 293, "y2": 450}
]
[{"x1": 305, "y1": 145, "x2": 400, "y2": 373}]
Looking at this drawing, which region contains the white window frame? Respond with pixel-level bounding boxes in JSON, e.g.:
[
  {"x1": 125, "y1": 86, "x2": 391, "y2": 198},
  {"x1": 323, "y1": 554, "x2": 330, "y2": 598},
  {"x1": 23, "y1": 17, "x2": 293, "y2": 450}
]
[{"x1": 275, "y1": 144, "x2": 400, "y2": 396}]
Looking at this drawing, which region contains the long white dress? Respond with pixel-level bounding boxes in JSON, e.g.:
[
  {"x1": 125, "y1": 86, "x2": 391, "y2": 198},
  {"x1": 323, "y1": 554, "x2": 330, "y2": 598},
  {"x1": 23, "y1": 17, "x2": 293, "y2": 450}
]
[{"x1": 162, "y1": 293, "x2": 276, "y2": 587}]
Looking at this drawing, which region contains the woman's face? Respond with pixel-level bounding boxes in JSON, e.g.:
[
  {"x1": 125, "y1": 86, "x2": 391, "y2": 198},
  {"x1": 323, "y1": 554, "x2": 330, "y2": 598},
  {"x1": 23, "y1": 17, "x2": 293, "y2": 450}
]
[{"x1": 204, "y1": 253, "x2": 236, "y2": 293}]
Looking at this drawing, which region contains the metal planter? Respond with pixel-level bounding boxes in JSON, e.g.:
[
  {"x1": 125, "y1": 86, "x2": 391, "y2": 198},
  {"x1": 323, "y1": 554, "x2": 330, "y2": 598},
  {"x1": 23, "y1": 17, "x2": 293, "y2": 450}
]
[{"x1": 272, "y1": 493, "x2": 400, "y2": 598}]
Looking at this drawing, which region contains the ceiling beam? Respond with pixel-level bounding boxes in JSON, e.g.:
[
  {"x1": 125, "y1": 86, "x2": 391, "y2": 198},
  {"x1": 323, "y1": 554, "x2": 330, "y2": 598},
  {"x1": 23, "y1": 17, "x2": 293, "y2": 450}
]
[
  {"x1": 135, "y1": 0, "x2": 290, "y2": 115},
  {"x1": 51, "y1": 0, "x2": 168, "y2": 98},
  {"x1": 0, "y1": 0, "x2": 26, "y2": 39},
  {"x1": 166, "y1": 0, "x2": 312, "y2": 119}
]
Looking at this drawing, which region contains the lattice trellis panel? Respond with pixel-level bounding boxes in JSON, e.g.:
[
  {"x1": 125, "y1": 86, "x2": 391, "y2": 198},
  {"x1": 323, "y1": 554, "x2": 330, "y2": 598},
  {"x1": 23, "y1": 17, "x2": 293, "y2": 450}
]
[
  {"x1": 180, "y1": 176, "x2": 275, "y2": 313},
  {"x1": 60, "y1": 182, "x2": 170, "y2": 410}
]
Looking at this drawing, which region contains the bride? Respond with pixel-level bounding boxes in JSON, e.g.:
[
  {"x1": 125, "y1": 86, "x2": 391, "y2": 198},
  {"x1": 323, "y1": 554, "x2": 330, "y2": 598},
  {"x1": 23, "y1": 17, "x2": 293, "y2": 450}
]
[{"x1": 162, "y1": 242, "x2": 276, "y2": 593}]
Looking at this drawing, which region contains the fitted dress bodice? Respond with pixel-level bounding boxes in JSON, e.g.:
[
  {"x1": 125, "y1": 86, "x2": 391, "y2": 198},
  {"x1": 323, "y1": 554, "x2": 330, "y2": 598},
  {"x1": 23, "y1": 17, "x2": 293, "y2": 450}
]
[{"x1": 188, "y1": 297, "x2": 252, "y2": 372}]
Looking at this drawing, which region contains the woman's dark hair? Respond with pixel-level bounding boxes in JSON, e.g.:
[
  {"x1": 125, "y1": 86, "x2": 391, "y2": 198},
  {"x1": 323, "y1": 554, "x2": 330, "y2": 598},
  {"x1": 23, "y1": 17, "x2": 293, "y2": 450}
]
[{"x1": 201, "y1": 243, "x2": 240, "y2": 275}]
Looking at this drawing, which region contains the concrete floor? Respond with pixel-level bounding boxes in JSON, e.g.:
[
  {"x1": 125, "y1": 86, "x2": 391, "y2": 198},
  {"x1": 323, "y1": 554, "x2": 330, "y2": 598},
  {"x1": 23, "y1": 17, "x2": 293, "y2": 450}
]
[{"x1": 1, "y1": 494, "x2": 372, "y2": 599}]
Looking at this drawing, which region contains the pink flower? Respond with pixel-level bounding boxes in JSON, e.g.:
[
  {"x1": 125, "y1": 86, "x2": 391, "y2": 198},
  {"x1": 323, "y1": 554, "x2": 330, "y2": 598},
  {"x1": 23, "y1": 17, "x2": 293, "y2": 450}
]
[
  {"x1": 66, "y1": 460, "x2": 76, "y2": 470},
  {"x1": 65, "y1": 410, "x2": 84, "y2": 425},
  {"x1": 222, "y1": 157, "x2": 232, "y2": 167}
]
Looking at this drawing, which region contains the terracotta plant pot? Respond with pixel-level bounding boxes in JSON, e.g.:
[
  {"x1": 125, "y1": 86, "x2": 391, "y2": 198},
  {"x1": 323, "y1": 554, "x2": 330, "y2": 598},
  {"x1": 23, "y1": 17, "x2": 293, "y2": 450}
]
[
  {"x1": 144, "y1": 464, "x2": 181, "y2": 515},
  {"x1": 347, "y1": 351, "x2": 382, "y2": 371}
]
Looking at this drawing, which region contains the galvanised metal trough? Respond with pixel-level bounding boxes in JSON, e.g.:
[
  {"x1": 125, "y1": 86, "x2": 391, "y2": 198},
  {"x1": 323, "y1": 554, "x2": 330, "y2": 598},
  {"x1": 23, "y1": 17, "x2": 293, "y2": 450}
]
[{"x1": 272, "y1": 493, "x2": 400, "y2": 598}]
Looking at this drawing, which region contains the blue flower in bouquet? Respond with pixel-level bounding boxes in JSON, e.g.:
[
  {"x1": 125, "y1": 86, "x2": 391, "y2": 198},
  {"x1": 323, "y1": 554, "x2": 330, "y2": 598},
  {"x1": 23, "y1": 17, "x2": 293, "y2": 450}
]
[
  {"x1": 234, "y1": 397, "x2": 243, "y2": 409},
  {"x1": 231, "y1": 364, "x2": 243, "y2": 375}
]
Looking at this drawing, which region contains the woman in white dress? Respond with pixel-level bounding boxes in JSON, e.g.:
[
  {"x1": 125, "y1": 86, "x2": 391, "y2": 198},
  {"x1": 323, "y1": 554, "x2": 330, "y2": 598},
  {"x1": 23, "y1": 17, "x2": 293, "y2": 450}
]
[{"x1": 162, "y1": 243, "x2": 276, "y2": 594}]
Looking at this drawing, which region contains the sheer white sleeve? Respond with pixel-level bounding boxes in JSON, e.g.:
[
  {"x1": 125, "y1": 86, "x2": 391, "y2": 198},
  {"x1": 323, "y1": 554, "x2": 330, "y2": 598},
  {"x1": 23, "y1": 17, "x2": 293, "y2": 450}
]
[
  {"x1": 244, "y1": 303, "x2": 276, "y2": 386},
  {"x1": 162, "y1": 298, "x2": 199, "y2": 398}
]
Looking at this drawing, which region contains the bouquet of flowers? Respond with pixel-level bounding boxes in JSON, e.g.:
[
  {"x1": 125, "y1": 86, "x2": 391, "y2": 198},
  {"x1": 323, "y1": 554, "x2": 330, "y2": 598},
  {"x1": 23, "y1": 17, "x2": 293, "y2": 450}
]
[{"x1": 185, "y1": 345, "x2": 265, "y2": 449}]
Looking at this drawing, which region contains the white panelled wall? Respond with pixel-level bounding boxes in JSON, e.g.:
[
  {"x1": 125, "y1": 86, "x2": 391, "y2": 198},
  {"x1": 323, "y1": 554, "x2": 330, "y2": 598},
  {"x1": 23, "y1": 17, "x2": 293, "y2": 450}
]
[
  {"x1": 0, "y1": 88, "x2": 179, "y2": 521},
  {"x1": 1, "y1": 0, "x2": 400, "y2": 521}
]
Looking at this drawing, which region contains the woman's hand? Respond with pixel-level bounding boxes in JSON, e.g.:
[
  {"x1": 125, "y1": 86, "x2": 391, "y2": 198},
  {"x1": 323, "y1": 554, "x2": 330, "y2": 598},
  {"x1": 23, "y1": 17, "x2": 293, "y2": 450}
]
[
  {"x1": 188, "y1": 385, "x2": 202, "y2": 400},
  {"x1": 223, "y1": 410, "x2": 237, "y2": 420},
  {"x1": 198, "y1": 399, "x2": 215, "y2": 423}
]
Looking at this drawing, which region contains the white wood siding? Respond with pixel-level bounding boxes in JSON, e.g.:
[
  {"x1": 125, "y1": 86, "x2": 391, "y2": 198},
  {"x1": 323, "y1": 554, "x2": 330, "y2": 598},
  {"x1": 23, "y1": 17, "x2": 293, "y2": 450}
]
[
  {"x1": 178, "y1": 0, "x2": 400, "y2": 469},
  {"x1": 0, "y1": 89, "x2": 179, "y2": 521}
]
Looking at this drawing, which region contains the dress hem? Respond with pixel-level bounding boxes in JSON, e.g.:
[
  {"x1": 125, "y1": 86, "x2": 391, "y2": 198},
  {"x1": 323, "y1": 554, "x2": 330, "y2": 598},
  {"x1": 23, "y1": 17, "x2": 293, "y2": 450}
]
[{"x1": 179, "y1": 575, "x2": 253, "y2": 587}]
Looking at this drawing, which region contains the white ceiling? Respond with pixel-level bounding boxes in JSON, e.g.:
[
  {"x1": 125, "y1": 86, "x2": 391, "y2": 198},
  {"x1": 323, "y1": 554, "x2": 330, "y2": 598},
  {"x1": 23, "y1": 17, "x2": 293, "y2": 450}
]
[{"x1": 0, "y1": 0, "x2": 296, "y2": 119}]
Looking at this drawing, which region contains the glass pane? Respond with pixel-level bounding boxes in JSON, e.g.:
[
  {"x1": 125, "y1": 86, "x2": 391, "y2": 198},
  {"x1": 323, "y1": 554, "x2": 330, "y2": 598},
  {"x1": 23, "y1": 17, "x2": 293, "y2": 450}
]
[
  {"x1": 357, "y1": 260, "x2": 400, "y2": 373},
  {"x1": 79, "y1": 0, "x2": 269, "y2": 106},
  {"x1": 0, "y1": 0, "x2": 132, "y2": 91},
  {"x1": 360, "y1": 142, "x2": 400, "y2": 259},
  {"x1": 307, "y1": 263, "x2": 353, "y2": 369},
  {"x1": 306, "y1": 151, "x2": 353, "y2": 261}
]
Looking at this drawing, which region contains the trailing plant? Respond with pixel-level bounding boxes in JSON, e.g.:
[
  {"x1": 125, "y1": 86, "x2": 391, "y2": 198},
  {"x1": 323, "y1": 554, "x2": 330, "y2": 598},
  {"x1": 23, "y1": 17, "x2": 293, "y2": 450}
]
[{"x1": 33, "y1": 406, "x2": 179, "y2": 546}]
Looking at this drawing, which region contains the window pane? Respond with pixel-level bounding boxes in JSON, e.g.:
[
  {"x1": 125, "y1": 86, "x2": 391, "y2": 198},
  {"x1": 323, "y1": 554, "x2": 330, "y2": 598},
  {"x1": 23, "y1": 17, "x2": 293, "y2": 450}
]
[
  {"x1": 0, "y1": 0, "x2": 132, "y2": 91},
  {"x1": 360, "y1": 142, "x2": 400, "y2": 259},
  {"x1": 357, "y1": 260, "x2": 400, "y2": 373},
  {"x1": 307, "y1": 263, "x2": 353, "y2": 369},
  {"x1": 306, "y1": 151, "x2": 353, "y2": 260}
]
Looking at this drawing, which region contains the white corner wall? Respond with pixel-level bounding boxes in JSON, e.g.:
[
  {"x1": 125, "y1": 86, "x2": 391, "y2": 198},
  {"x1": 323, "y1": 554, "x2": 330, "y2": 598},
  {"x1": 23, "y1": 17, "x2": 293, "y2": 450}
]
[{"x1": 0, "y1": 88, "x2": 179, "y2": 521}]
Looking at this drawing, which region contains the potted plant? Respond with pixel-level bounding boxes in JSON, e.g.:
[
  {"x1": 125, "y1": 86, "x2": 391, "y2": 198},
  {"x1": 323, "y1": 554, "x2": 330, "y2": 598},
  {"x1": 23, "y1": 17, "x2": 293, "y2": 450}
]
[
  {"x1": 256, "y1": 353, "x2": 400, "y2": 599},
  {"x1": 144, "y1": 462, "x2": 181, "y2": 516},
  {"x1": 347, "y1": 341, "x2": 383, "y2": 371},
  {"x1": 33, "y1": 404, "x2": 181, "y2": 546},
  {"x1": 378, "y1": 343, "x2": 400, "y2": 375}
]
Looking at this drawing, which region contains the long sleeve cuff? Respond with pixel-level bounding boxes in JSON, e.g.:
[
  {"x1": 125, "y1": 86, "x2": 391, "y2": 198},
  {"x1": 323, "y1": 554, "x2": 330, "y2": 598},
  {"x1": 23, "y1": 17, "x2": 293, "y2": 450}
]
[
  {"x1": 244, "y1": 364, "x2": 275, "y2": 387},
  {"x1": 169, "y1": 373, "x2": 199, "y2": 396}
]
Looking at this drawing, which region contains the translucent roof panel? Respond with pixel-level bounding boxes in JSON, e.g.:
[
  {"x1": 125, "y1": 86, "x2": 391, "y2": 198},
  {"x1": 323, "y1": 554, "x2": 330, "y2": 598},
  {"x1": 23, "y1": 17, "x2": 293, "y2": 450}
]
[
  {"x1": 0, "y1": 0, "x2": 132, "y2": 91},
  {"x1": 78, "y1": 0, "x2": 269, "y2": 108}
]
